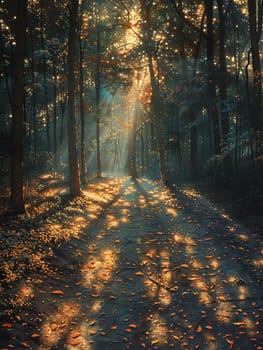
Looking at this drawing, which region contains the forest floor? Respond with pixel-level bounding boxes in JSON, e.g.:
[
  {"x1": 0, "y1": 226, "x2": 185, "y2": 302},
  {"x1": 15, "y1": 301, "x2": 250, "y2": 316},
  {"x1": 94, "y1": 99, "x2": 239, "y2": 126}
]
[{"x1": 0, "y1": 176, "x2": 263, "y2": 350}]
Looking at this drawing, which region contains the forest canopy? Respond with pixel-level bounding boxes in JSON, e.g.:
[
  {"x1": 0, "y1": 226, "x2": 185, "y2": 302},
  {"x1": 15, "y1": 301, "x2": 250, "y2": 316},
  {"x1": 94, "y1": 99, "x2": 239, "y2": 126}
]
[{"x1": 0, "y1": 0, "x2": 262, "y2": 214}]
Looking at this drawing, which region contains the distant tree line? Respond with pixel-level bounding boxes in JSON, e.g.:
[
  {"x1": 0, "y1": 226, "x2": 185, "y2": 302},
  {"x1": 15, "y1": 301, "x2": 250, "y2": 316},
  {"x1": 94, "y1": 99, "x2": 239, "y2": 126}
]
[{"x1": 0, "y1": 0, "x2": 262, "y2": 213}]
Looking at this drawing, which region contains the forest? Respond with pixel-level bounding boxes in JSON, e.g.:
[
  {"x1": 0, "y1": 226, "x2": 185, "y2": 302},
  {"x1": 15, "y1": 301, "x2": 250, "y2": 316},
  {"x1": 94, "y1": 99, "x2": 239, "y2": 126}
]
[{"x1": 0, "y1": 0, "x2": 263, "y2": 349}]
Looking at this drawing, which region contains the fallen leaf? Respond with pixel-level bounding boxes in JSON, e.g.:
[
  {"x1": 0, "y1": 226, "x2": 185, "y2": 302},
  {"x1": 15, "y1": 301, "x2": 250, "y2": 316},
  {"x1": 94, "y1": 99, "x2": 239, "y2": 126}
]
[
  {"x1": 2, "y1": 323, "x2": 12, "y2": 328},
  {"x1": 111, "y1": 325, "x2": 118, "y2": 330},
  {"x1": 91, "y1": 293, "x2": 100, "y2": 298},
  {"x1": 31, "y1": 333, "x2": 40, "y2": 338},
  {"x1": 128, "y1": 323, "x2": 137, "y2": 328},
  {"x1": 196, "y1": 325, "x2": 202, "y2": 333},
  {"x1": 21, "y1": 342, "x2": 29, "y2": 348},
  {"x1": 71, "y1": 331, "x2": 81, "y2": 338},
  {"x1": 179, "y1": 264, "x2": 189, "y2": 268},
  {"x1": 52, "y1": 290, "x2": 64, "y2": 295},
  {"x1": 226, "y1": 337, "x2": 234, "y2": 348},
  {"x1": 135, "y1": 271, "x2": 144, "y2": 276},
  {"x1": 51, "y1": 324, "x2": 58, "y2": 331}
]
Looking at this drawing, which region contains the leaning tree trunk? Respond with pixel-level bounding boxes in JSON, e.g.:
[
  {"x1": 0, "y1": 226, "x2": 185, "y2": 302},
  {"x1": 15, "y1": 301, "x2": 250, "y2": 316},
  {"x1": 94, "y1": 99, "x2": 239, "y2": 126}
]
[
  {"x1": 10, "y1": 0, "x2": 27, "y2": 214},
  {"x1": 67, "y1": 0, "x2": 80, "y2": 196}
]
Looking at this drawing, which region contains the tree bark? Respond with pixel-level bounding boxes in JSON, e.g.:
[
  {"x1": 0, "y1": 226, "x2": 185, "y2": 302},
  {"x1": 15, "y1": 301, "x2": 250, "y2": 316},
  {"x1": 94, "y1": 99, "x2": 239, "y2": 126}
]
[
  {"x1": 206, "y1": 0, "x2": 221, "y2": 155},
  {"x1": 10, "y1": 0, "x2": 27, "y2": 214},
  {"x1": 79, "y1": 26, "x2": 88, "y2": 185},
  {"x1": 67, "y1": 0, "x2": 81, "y2": 196},
  {"x1": 247, "y1": 0, "x2": 263, "y2": 158}
]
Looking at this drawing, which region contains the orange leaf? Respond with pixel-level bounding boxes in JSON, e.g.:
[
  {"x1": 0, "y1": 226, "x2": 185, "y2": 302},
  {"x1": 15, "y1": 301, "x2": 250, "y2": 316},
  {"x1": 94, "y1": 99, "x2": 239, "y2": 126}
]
[
  {"x1": 180, "y1": 264, "x2": 189, "y2": 268},
  {"x1": 21, "y1": 343, "x2": 29, "y2": 348},
  {"x1": 52, "y1": 290, "x2": 64, "y2": 295},
  {"x1": 91, "y1": 293, "x2": 100, "y2": 298},
  {"x1": 51, "y1": 324, "x2": 58, "y2": 331},
  {"x1": 135, "y1": 271, "x2": 144, "y2": 276},
  {"x1": 205, "y1": 325, "x2": 213, "y2": 330},
  {"x1": 71, "y1": 331, "x2": 81, "y2": 338},
  {"x1": 196, "y1": 325, "x2": 202, "y2": 333},
  {"x1": 31, "y1": 333, "x2": 40, "y2": 338},
  {"x1": 129, "y1": 323, "x2": 137, "y2": 328},
  {"x1": 226, "y1": 337, "x2": 234, "y2": 348},
  {"x1": 2, "y1": 323, "x2": 12, "y2": 328},
  {"x1": 111, "y1": 325, "x2": 118, "y2": 330}
]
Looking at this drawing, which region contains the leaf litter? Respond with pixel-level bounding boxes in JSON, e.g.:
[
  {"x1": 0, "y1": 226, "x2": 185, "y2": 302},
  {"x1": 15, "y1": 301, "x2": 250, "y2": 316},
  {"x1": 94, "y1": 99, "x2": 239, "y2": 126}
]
[{"x1": 0, "y1": 177, "x2": 263, "y2": 349}]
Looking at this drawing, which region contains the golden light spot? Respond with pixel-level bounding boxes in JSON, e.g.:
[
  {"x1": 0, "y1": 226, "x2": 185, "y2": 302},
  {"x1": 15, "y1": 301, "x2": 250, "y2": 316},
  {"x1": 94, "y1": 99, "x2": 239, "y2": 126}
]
[
  {"x1": 166, "y1": 207, "x2": 178, "y2": 217},
  {"x1": 191, "y1": 259, "x2": 202, "y2": 269},
  {"x1": 158, "y1": 288, "x2": 171, "y2": 306},
  {"x1": 199, "y1": 291, "x2": 213, "y2": 304},
  {"x1": 90, "y1": 299, "x2": 104, "y2": 314},
  {"x1": 243, "y1": 316, "x2": 257, "y2": 336},
  {"x1": 17, "y1": 284, "x2": 34, "y2": 303},
  {"x1": 237, "y1": 233, "x2": 249, "y2": 241},
  {"x1": 183, "y1": 188, "x2": 200, "y2": 198},
  {"x1": 216, "y1": 301, "x2": 232, "y2": 323},
  {"x1": 253, "y1": 258, "x2": 263, "y2": 268},
  {"x1": 82, "y1": 248, "x2": 118, "y2": 292},
  {"x1": 41, "y1": 303, "x2": 80, "y2": 346},
  {"x1": 238, "y1": 285, "x2": 248, "y2": 300},
  {"x1": 210, "y1": 259, "x2": 219, "y2": 270},
  {"x1": 149, "y1": 314, "x2": 168, "y2": 345}
]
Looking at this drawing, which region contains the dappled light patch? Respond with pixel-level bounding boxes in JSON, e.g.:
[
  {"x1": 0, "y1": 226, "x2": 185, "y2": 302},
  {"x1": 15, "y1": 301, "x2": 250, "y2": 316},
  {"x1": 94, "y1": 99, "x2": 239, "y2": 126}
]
[
  {"x1": 149, "y1": 313, "x2": 168, "y2": 347},
  {"x1": 41, "y1": 302, "x2": 80, "y2": 347},
  {"x1": 216, "y1": 300, "x2": 233, "y2": 323},
  {"x1": 105, "y1": 214, "x2": 119, "y2": 229},
  {"x1": 82, "y1": 247, "x2": 118, "y2": 293},
  {"x1": 166, "y1": 207, "x2": 178, "y2": 217},
  {"x1": 182, "y1": 188, "x2": 201, "y2": 199},
  {"x1": 1, "y1": 177, "x2": 262, "y2": 349}
]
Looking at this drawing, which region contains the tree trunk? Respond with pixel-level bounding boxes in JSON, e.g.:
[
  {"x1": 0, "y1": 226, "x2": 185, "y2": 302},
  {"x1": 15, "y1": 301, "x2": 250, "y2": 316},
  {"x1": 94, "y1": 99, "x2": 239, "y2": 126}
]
[
  {"x1": 95, "y1": 28, "x2": 102, "y2": 178},
  {"x1": 67, "y1": 0, "x2": 80, "y2": 196},
  {"x1": 140, "y1": 0, "x2": 167, "y2": 182},
  {"x1": 10, "y1": 0, "x2": 27, "y2": 214},
  {"x1": 206, "y1": 0, "x2": 221, "y2": 155},
  {"x1": 247, "y1": 0, "x2": 263, "y2": 159},
  {"x1": 79, "y1": 29, "x2": 88, "y2": 185}
]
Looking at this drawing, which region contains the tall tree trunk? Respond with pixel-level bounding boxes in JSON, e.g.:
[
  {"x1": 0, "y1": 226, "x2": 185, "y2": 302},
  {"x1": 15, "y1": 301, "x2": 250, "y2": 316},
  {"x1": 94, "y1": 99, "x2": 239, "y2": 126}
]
[
  {"x1": 67, "y1": 0, "x2": 80, "y2": 196},
  {"x1": 140, "y1": 0, "x2": 167, "y2": 182},
  {"x1": 217, "y1": 0, "x2": 233, "y2": 177},
  {"x1": 95, "y1": 29, "x2": 102, "y2": 178},
  {"x1": 247, "y1": 0, "x2": 263, "y2": 159},
  {"x1": 79, "y1": 26, "x2": 87, "y2": 184},
  {"x1": 10, "y1": 0, "x2": 27, "y2": 214},
  {"x1": 40, "y1": 2, "x2": 50, "y2": 152},
  {"x1": 217, "y1": 0, "x2": 229, "y2": 146},
  {"x1": 53, "y1": 64, "x2": 57, "y2": 175},
  {"x1": 206, "y1": 0, "x2": 221, "y2": 155}
]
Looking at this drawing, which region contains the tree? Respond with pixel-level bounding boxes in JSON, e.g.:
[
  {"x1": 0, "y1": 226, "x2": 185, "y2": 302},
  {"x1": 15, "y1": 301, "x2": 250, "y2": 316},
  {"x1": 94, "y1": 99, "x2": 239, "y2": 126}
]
[
  {"x1": 67, "y1": 0, "x2": 81, "y2": 196},
  {"x1": 247, "y1": 0, "x2": 263, "y2": 161},
  {"x1": 9, "y1": 0, "x2": 27, "y2": 214}
]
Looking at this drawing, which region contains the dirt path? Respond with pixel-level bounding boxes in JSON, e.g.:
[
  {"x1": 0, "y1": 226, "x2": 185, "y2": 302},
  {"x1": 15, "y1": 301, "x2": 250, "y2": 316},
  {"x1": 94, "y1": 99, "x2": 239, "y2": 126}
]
[{"x1": 1, "y1": 177, "x2": 263, "y2": 350}]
